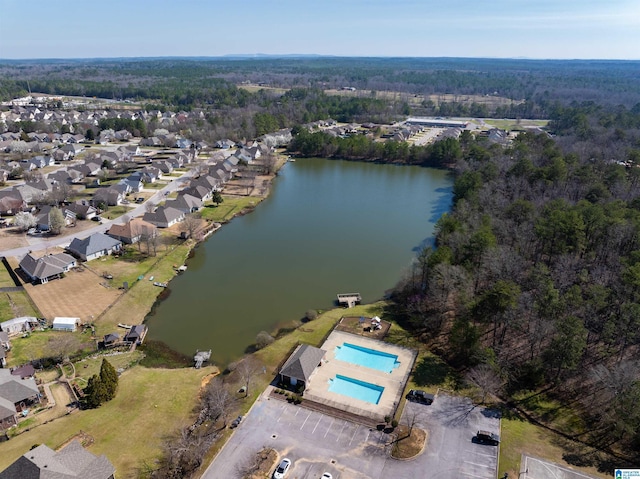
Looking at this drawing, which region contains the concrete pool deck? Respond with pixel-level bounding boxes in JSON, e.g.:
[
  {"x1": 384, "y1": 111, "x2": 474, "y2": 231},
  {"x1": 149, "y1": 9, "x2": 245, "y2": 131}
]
[{"x1": 303, "y1": 330, "x2": 416, "y2": 422}]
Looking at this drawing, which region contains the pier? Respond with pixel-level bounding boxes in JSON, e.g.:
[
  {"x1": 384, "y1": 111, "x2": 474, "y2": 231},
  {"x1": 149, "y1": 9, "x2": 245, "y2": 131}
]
[
  {"x1": 337, "y1": 293, "x2": 361, "y2": 308},
  {"x1": 194, "y1": 349, "x2": 211, "y2": 369}
]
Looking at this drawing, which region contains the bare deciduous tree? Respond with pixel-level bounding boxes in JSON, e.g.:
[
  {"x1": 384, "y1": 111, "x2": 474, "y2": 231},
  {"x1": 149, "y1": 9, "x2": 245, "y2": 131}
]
[
  {"x1": 466, "y1": 364, "x2": 503, "y2": 403},
  {"x1": 236, "y1": 358, "x2": 262, "y2": 398},
  {"x1": 179, "y1": 214, "x2": 201, "y2": 240},
  {"x1": 204, "y1": 377, "x2": 234, "y2": 428}
]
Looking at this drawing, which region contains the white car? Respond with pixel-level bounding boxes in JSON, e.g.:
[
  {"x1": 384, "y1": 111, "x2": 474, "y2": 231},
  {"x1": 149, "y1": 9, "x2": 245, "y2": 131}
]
[
  {"x1": 321, "y1": 474, "x2": 333, "y2": 479},
  {"x1": 273, "y1": 458, "x2": 291, "y2": 479}
]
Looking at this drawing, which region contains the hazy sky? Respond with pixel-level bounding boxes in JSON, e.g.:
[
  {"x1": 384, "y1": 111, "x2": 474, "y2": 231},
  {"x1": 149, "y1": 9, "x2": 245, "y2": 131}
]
[{"x1": 1, "y1": 0, "x2": 638, "y2": 60}]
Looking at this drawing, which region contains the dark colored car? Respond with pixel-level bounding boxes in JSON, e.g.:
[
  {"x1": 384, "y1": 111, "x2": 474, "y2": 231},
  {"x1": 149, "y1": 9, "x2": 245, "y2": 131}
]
[
  {"x1": 406, "y1": 389, "x2": 434, "y2": 405},
  {"x1": 475, "y1": 430, "x2": 500, "y2": 445},
  {"x1": 230, "y1": 415, "x2": 243, "y2": 428}
]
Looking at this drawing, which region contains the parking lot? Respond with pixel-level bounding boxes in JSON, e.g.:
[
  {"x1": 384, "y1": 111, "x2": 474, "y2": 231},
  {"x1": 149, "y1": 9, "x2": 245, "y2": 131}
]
[
  {"x1": 202, "y1": 391, "x2": 500, "y2": 479},
  {"x1": 521, "y1": 455, "x2": 600, "y2": 479}
]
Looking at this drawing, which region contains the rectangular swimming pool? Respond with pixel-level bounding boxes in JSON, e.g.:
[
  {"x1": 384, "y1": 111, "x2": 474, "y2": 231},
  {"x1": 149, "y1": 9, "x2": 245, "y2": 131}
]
[
  {"x1": 334, "y1": 342, "x2": 400, "y2": 373},
  {"x1": 328, "y1": 375, "x2": 384, "y2": 404}
]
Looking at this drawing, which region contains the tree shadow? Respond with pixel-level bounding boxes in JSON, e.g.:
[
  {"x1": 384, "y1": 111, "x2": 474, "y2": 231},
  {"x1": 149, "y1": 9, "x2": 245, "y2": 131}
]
[{"x1": 413, "y1": 356, "x2": 450, "y2": 387}]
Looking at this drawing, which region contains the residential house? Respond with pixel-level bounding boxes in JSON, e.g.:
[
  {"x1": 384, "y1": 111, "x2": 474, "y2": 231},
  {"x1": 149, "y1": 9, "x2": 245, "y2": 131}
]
[
  {"x1": 176, "y1": 138, "x2": 192, "y2": 149},
  {"x1": 114, "y1": 129, "x2": 132, "y2": 141},
  {"x1": 181, "y1": 184, "x2": 211, "y2": 202},
  {"x1": 59, "y1": 143, "x2": 84, "y2": 157},
  {"x1": 0, "y1": 317, "x2": 39, "y2": 336},
  {"x1": 0, "y1": 196, "x2": 26, "y2": 216},
  {"x1": 10, "y1": 364, "x2": 35, "y2": 380},
  {"x1": 0, "y1": 368, "x2": 40, "y2": 430},
  {"x1": 64, "y1": 202, "x2": 98, "y2": 220},
  {"x1": 143, "y1": 206, "x2": 185, "y2": 228},
  {"x1": 107, "y1": 217, "x2": 157, "y2": 244},
  {"x1": 167, "y1": 193, "x2": 202, "y2": 214},
  {"x1": 278, "y1": 344, "x2": 326, "y2": 389},
  {"x1": 152, "y1": 159, "x2": 174, "y2": 174},
  {"x1": 0, "y1": 440, "x2": 116, "y2": 479},
  {"x1": 119, "y1": 175, "x2": 143, "y2": 193},
  {"x1": 92, "y1": 187, "x2": 125, "y2": 207},
  {"x1": 66, "y1": 233, "x2": 122, "y2": 261},
  {"x1": 18, "y1": 253, "x2": 76, "y2": 284},
  {"x1": 214, "y1": 139, "x2": 236, "y2": 149},
  {"x1": 140, "y1": 136, "x2": 163, "y2": 147},
  {"x1": 0, "y1": 348, "x2": 5, "y2": 368}
]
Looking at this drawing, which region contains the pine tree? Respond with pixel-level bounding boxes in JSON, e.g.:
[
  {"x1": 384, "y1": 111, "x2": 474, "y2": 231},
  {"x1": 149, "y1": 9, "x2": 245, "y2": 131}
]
[
  {"x1": 99, "y1": 359, "x2": 119, "y2": 402},
  {"x1": 84, "y1": 375, "x2": 106, "y2": 408}
]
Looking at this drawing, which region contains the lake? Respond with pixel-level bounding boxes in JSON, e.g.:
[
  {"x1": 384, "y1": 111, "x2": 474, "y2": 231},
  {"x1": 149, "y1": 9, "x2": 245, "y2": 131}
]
[{"x1": 146, "y1": 158, "x2": 452, "y2": 365}]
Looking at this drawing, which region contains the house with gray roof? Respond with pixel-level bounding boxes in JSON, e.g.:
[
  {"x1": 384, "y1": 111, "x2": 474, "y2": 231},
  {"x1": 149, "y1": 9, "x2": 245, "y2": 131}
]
[
  {"x1": 279, "y1": 344, "x2": 326, "y2": 390},
  {"x1": 18, "y1": 253, "x2": 77, "y2": 284},
  {"x1": 0, "y1": 368, "x2": 40, "y2": 430},
  {"x1": 0, "y1": 440, "x2": 116, "y2": 479},
  {"x1": 167, "y1": 193, "x2": 202, "y2": 214},
  {"x1": 66, "y1": 233, "x2": 122, "y2": 262},
  {"x1": 143, "y1": 206, "x2": 185, "y2": 228}
]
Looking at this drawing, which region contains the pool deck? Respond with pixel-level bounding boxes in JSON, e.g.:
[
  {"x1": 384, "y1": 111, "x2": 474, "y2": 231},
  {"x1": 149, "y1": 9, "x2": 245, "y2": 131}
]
[{"x1": 303, "y1": 330, "x2": 416, "y2": 422}]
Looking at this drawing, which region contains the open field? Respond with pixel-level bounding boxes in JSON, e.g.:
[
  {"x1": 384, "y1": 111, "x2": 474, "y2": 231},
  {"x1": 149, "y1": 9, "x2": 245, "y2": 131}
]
[
  {"x1": 483, "y1": 118, "x2": 550, "y2": 130},
  {"x1": 23, "y1": 267, "x2": 122, "y2": 323},
  {"x1": 0, "y1": 365, "x2": 218, "y2": 477},
  {"x1": 7, "y1": 330, "x2": 95, "y2": 366},
  {"x1": 238, "y1": 83, "x2": 519, "y2": 108}
]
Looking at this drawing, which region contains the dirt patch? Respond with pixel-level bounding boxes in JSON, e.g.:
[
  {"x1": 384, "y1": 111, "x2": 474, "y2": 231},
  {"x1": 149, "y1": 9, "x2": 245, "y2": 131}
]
[
  {"x1": 335, "y1": 316, "x2": 390, "y2": 340},
  {"x1": 391, "y1": 425, "x2": 427, "y2": 459},
  {"x1": 239, "y1": 447, "x2": 279, "y2": 479},
  {"x1": 24, "y1": 267, "x2": 122, "y2": 322}
]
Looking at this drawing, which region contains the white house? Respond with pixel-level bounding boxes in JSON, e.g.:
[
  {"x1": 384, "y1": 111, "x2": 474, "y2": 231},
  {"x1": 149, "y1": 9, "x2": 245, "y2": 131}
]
[{"x1": 52, "y1": 317, "x2": 80, "y2": 332}]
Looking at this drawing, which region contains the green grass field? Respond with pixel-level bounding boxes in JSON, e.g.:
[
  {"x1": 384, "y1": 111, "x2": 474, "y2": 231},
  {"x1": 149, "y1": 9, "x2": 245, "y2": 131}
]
[
  {"x1": 0, "y1": 365, "x2": 217, "y2": 477},
  {"x1": 0, "y1": 290, "x2": 40, "y2": 322},
  {"x1": 200, "y1": 196, "x2": 263, "y2": 223}
]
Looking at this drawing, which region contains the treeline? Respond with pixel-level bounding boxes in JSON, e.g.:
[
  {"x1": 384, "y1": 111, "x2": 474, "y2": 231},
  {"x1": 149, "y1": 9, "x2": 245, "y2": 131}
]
[
  {"x1": 288, "y1": 128, "x2": 467, "y2": 167},
  {"x1": 390, "y1": 112, "x2": 640, "y2": 459},
  {"x1": 98, "y1": 117, "x2": 148, "y2": 137}
]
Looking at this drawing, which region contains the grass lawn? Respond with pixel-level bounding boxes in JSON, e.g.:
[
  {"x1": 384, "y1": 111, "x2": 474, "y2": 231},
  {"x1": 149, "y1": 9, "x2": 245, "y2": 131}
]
[
  {"x1": 0, "y1": 365, "x2": 218, "y2": 477},
  {"x1": 484, "y1": 119, "x2": 549, "y2": 130},
  {"x1": 7, "y1": 330, "x2": 95, "y2": 367},
  {"x1": 94, "y1": 242, "x2": 192, "y2": 337},
  {"x1": 0, "y1": 290, "x2": 40, "y2": 322},
  {"x1": 0, "y1": 263, "x2": 16, "y2": 288},
  {"x1": 74, "y1": 351, "x2": 144, "y2": 380},
  {"x1": 200, "y1": 196, "x2": 263, "y2": 223},
  {"x1": 102, "y1": 205, "x2": 130, "y2": 220}
]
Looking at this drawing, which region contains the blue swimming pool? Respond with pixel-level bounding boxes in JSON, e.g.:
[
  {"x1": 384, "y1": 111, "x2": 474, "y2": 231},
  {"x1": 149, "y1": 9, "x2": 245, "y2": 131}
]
[
  {"x1": 328, "y1": 375, "x2": 384, "y2": 404},
  {"x1": 334, "y1": 342, "x2": 400, "y2": 373}
]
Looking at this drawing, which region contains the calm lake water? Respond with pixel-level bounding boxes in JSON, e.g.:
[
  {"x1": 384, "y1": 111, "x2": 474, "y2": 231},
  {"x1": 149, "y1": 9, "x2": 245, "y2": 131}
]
[{"x1": 146, "y1": 158, "x2": 452, "y2": 365}]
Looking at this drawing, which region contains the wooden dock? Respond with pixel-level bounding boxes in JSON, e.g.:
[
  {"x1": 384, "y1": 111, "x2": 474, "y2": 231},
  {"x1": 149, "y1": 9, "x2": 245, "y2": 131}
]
[
  {"x1": 194, "y1": 349, "x2": 211, "y2": 369},
  {"x1": 337, "y1": 293, "x2": 361, "y2": 308}
]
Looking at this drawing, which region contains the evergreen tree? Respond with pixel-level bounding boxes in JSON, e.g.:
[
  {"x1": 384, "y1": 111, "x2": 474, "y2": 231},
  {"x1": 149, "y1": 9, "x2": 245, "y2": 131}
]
[
  {"x1": 84, "y1": 374, "x2": 106, "y2": 408},
  {"x1": 99, "y1": 359, "x2": 119, "y2": 402}
]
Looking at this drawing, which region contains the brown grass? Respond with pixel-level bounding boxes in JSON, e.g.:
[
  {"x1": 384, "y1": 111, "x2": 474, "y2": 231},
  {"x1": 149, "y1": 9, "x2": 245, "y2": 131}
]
[
  {"x1": 24, "y1": 266, "x2": 122, "y2": 322},
  {"x1": 391, "y1": 425, "x2": 427, "y2": 459}
]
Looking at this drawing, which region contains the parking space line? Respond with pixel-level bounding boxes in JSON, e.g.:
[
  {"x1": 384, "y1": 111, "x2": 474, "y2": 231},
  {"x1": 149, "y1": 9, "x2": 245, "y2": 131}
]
[
  {"x1": 463, "y1": 460, "x2": 495, "y2": 469},
  {"x1": 465, "y1": 449, "x2": 497, "y2": 459},
  {"x1": 336, "y1": 421, "x2": 348, "y2": 442},
  {"x1": 323, "y1": 418, "x2": 335, "y2": 438},
  {"x1": 311, "y1": 415, "x2": 323, "y2": 434},
  {"x1": 348, "y1": 425, "x2": 360, "y2": 446},
  {"x1": 300, "y1": 411, "x2": 312, "y2": 430},
  {"x1": 276, "y1": 404, "x2": 286, "y2": 422},
  {"x1": 295, "y1": 407, "x2": 302, "y2": 416},
  {"x1": 364, "y1": 429, "x2": 371, "y2": 443}
]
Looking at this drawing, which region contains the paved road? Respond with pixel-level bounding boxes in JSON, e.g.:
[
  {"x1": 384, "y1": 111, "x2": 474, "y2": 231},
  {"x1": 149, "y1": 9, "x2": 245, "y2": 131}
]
[
  {"x1": 520, "y1": 455, "x2": 600, "y2": 479},
  {"x1": 1, "y1": 169, "x2": 194, "y2": 259}
]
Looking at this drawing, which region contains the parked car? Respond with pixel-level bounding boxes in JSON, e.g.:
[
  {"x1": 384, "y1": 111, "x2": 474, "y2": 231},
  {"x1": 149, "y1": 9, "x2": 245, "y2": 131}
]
[
  {"x1": 475, "y1": 430, "x2": 500, "y2": 445},
  {"x1": 406, "y1": 389, "x2": 434, "y2": 405},
  {"x1": 273, "y1": 458, "x2": 291, "y2": 479},
  {"x1": 230, "y1": 415, "x2": 243, "y2": 428},
  {"x1": 91, "y1": 216, "x2": 102, "y2": 222},
  {"x1": 321, "y1": 473, "x2": 333, "y2": 479},
  {"x1": 135, "y1": 197, "x2": 144, "y2": 203}
]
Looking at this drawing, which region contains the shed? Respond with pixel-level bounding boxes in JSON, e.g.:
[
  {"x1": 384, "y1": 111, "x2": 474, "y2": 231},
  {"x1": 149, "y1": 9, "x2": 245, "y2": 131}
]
[
  {"x1": 279, "y1": 344, "x2": 326, "y2": 389},
  {"x1": 0, "y1": 317, "x2": 38, "y2": 336},
  {"x1": 52, "y1": 317, "x2": 80, "y2": 332}
]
